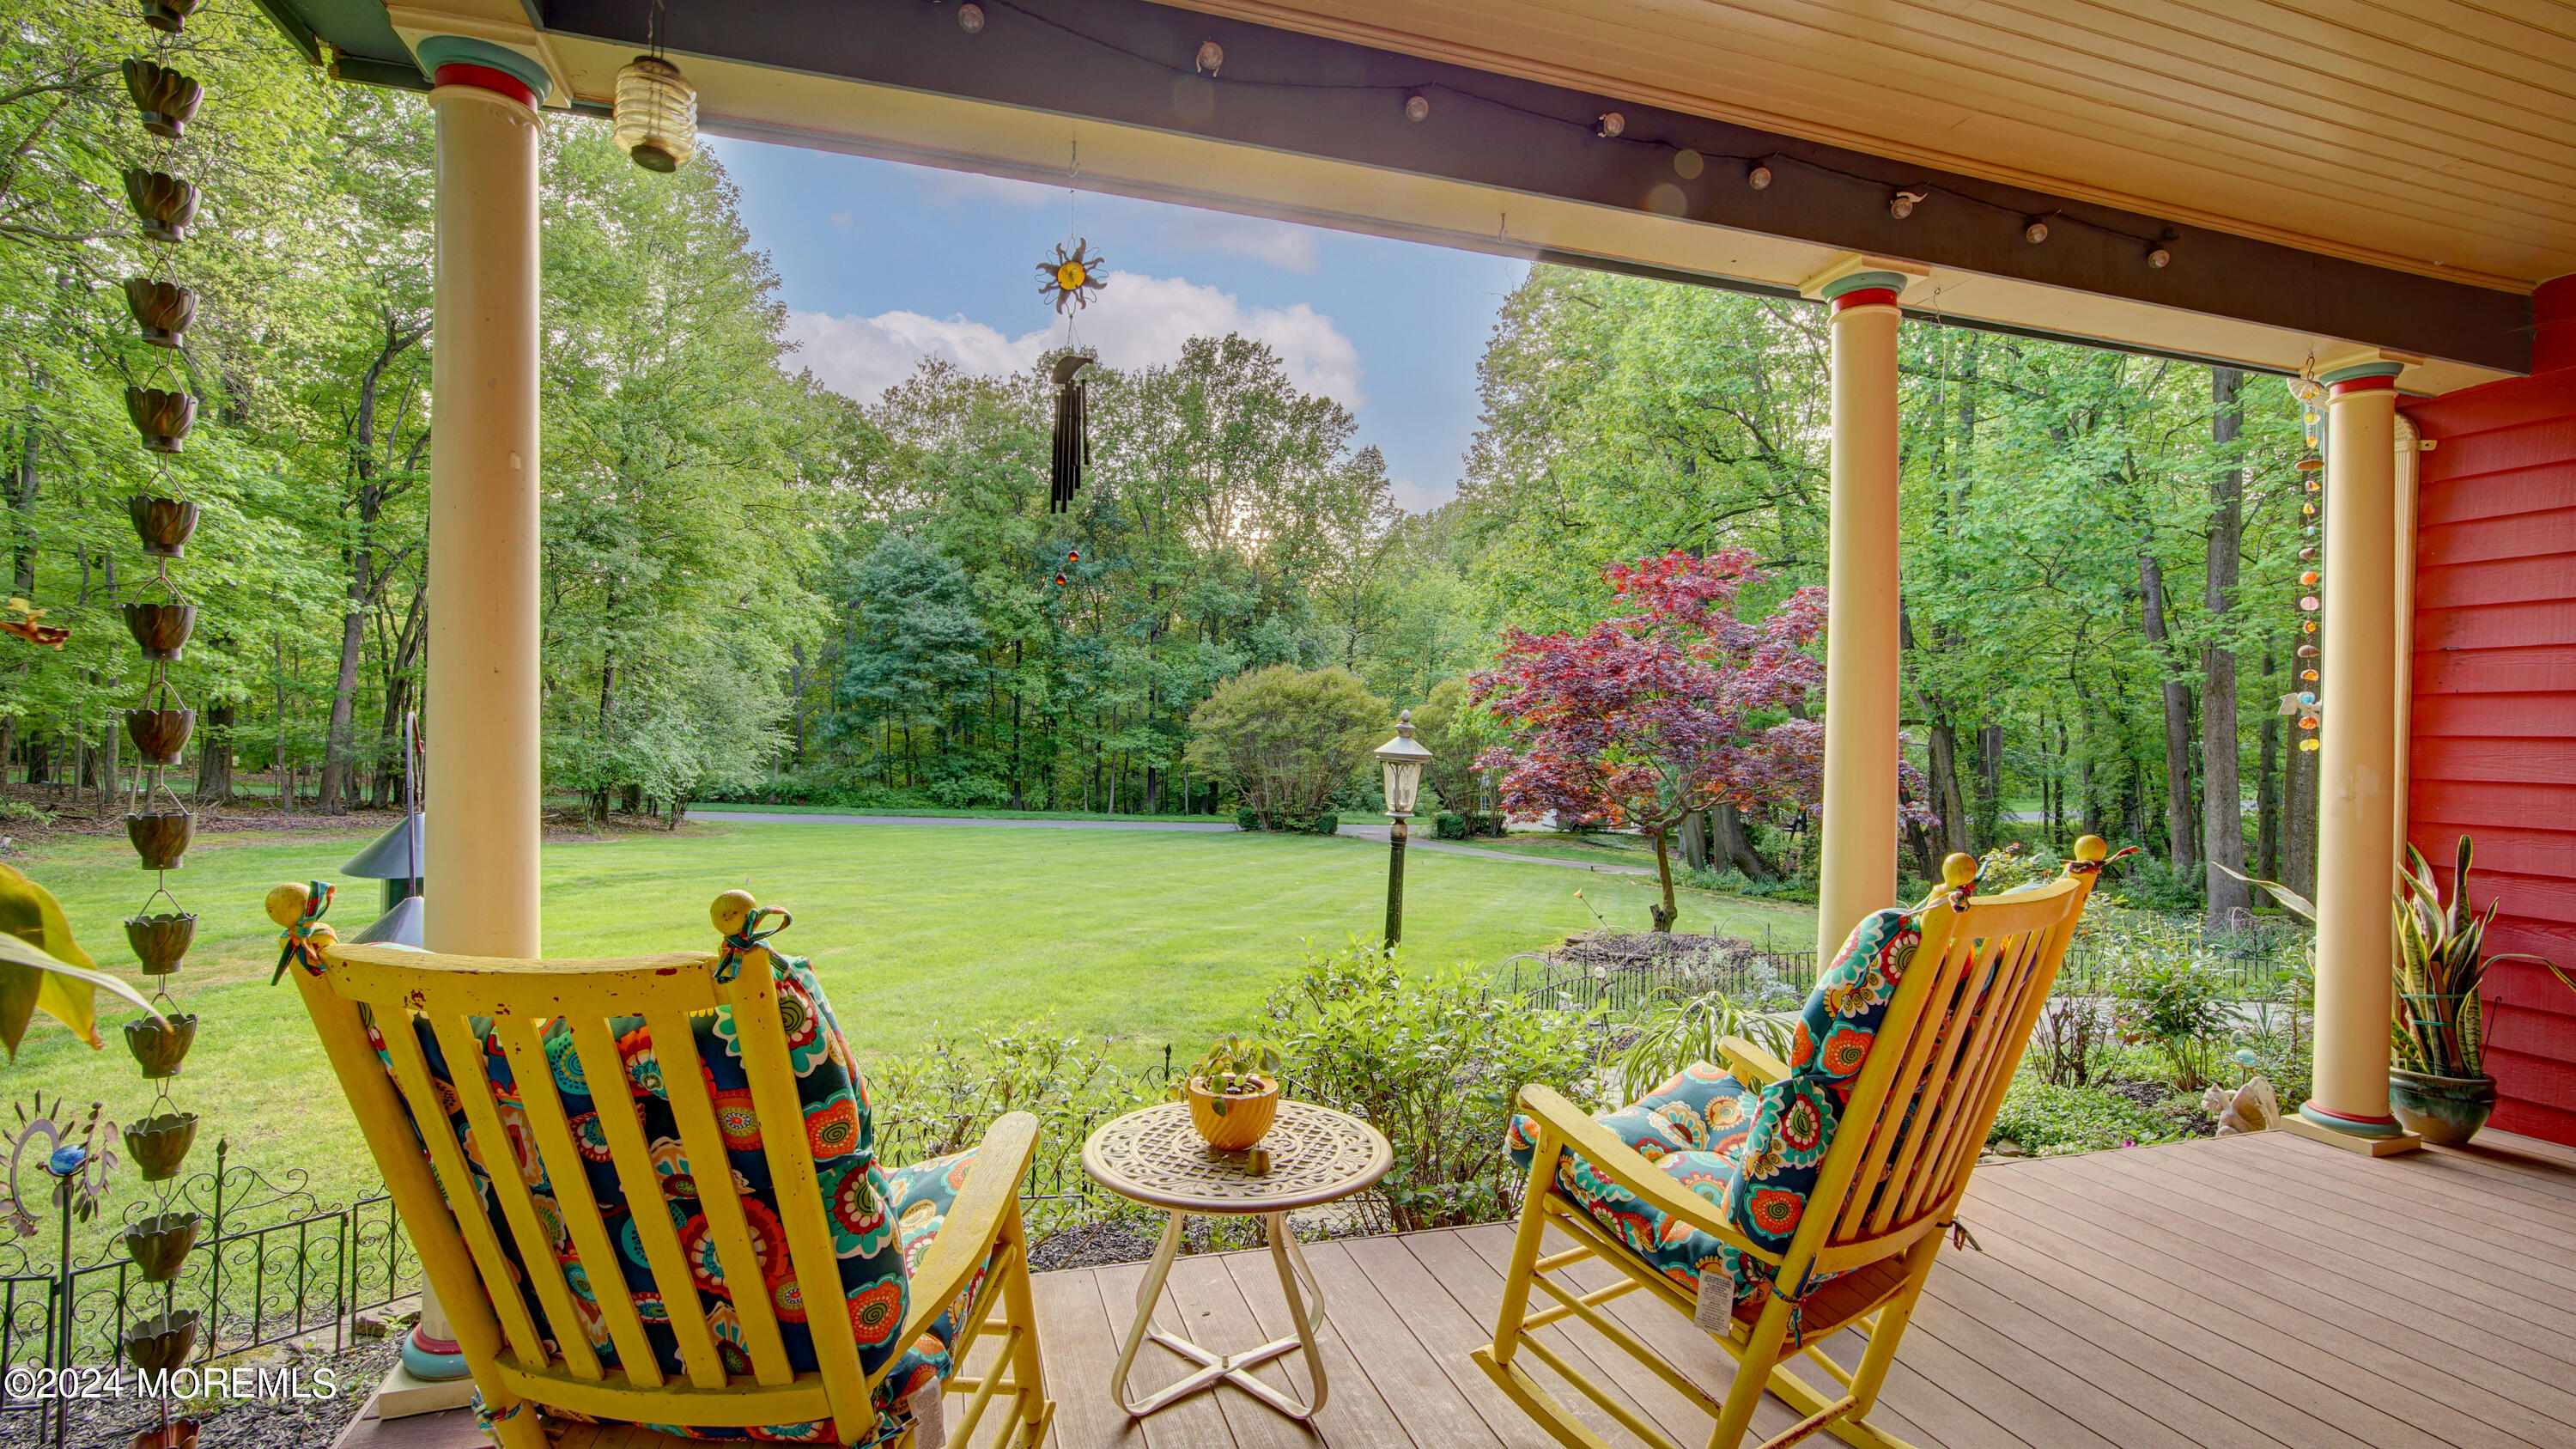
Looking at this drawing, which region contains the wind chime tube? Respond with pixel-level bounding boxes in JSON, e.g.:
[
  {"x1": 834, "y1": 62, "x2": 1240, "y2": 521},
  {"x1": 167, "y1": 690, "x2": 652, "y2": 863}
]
[{"x1": 1049, "y1": 355, "x2": 1091, "y2": 513}]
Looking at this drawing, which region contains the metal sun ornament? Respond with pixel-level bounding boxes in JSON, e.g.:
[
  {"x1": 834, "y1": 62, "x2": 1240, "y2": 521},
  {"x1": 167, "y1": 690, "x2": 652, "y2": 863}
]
[{"x1": 1037, "y1": 239, "x2": 1108, "y2": 314}]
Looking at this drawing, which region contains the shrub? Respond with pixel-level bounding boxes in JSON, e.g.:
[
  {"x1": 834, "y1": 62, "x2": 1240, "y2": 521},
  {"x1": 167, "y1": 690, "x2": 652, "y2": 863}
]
[
  {"x1": 867, "y1": 1022, "x2": 1148, "y2": 1231},
  {"x1": 1186, "y1": 665, "x2": 1388, "y2": 828},
  {"x1": 1263, "y1": 938, "x2": 1595, "y2": 1233},
  {"x1": 1988, "y1": 1074, "x2": 2190, "y2": 1157},
  {"x1": 1237, "y1": 807, "x2": 1261, "y2": 833},
  {"x1": 2033, "y1": 996, "x2": 2110, "y2": 1087},
  {"x1": 1434, "y1": 813, "x2": 1468, "y2": 840},
  {"x1": 2112, "y1": 956, "x2": 2232, "y2": 1091},
  {"x1": 1309, "y1": 813, "x2": 1339, "y2": 836},
  {"x1": 2105, "y1": 853, "x2": 2203, "y2": 911}
]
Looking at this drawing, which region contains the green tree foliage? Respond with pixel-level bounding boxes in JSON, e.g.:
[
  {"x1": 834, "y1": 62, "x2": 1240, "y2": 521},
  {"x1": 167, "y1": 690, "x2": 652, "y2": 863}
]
[{"x1": 1183, "y1": 664, "x2": 1387, "y2": 829}]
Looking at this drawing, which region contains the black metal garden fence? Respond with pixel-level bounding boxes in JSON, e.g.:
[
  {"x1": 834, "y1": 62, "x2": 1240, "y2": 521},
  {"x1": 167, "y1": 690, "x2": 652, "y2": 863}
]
[{"x1": 0, "y1": 1140, "x2": 419, "y2": 1434}]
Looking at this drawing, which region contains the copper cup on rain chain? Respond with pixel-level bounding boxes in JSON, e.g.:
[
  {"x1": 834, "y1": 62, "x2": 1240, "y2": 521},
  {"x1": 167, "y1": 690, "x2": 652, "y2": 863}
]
[
  {"x1": 130, "y1": 1420, "x2": 199, "y2": 1449},
  {"x1": 125, "y1": 811, "x2": 193, "y2": 870},
  {"x1": 126, "y1": 911, "x2": 195, "y2": 974},
  {"x1": 123, "y1": 281, "x2": 196, "y2": 350},
  {"x1": 125, "y1": 387, "x2": 194, "y2": 453},
  {"x1": 120, "y1": 1308, "x2": 199, "y2": 1373},
  {"x1": 129, "y1": 495, "x2": 200, "y2": 556},
  {"x1": 122, "y1": 60, "x2": 202, "y2": 138},
  {"x1": 124, "y1": 601, "x2": 195, "y2": 660},
  {"x1": 121, "y1": 1211, "x2": 200, "y2": 1282},
  {"x1": 124, "y1": 1112, "x2": 199, "y2": 1182},
  {"x1": 126, "y1": 708, "x2": 193, "y2": 766},
  {"x1": 122, "y1": 169, "x2": 197, "y2": 243},
  {"x1": 124, "y1": 1013, "x2": 196, "y2": 1080},
  {"x1": 139, "y1": 0, "x2": 202, "y2": 33}
]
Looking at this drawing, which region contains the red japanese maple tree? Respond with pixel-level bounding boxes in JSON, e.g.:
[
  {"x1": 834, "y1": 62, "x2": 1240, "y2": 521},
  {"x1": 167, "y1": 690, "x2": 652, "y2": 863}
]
[{"x1": 1471, "y1": 549, "x2": 1828, "y2": 931}]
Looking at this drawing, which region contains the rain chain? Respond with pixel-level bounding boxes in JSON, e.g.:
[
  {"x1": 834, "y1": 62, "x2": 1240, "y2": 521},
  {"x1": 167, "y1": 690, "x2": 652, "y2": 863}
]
[
  {"x1": 2287, "y1": 387, "x2": 2324, "y2": 752},
  {"x1": 116, "y1": 4, "x2": 215, "y2": 1442}
]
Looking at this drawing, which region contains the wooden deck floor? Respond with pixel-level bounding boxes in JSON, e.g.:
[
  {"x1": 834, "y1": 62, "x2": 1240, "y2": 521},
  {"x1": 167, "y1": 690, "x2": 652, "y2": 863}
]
[{"x1": 1027, "y1": 1129, "x2": 2576, "y2": 1449}]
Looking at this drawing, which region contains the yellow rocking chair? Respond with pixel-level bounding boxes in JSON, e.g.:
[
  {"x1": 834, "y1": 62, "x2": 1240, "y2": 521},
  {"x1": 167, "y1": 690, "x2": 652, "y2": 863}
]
[
  {"x1": 1476, "y1": 839, "x2": 2109, "y2": 1449},
  {"x1": 269, "y1": 885, "x2": 1053, "y2": 1449}
]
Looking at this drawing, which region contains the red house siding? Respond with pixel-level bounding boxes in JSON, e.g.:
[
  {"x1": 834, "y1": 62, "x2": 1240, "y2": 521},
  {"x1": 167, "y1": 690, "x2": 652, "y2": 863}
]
[{"x1": 2402, "y1": 274, "x2": 2576, "y2": 1146}]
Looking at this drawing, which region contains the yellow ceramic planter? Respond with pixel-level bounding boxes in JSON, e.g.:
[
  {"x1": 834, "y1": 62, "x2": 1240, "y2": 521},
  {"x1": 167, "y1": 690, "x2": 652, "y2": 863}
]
[{"x1": 1186, "y1": 1075, "x2": 1279, "y2": 1149}]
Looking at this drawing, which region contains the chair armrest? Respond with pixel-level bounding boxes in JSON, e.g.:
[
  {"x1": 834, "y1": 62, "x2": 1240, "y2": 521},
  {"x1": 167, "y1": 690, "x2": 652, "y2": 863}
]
[
  {"x1": 1517, "y1": 1086, "x2": 1777, "y2": 1266},
  {"x1": 1716, "y1": 1036, "x2": 1789, "y2": 1087},
  {"x1": 892, "y1": 1110, "x2": 1040, "y2": 1357}
]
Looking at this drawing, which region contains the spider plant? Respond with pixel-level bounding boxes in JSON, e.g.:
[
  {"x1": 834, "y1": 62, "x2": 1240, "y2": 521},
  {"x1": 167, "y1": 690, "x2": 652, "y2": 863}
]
[{"x1": 1614, "y1": 987, "x2": 1795, "y2": 1104}]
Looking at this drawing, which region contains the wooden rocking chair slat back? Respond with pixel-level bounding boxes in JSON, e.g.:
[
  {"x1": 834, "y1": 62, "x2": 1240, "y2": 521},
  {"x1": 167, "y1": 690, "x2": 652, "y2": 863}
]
[
  {"x1": 1477, "y1": 843, "x2": 2110, "y2": 1449},
  {"x1": 276, "y1": 912, "x2": 891, "y2": 1445}
]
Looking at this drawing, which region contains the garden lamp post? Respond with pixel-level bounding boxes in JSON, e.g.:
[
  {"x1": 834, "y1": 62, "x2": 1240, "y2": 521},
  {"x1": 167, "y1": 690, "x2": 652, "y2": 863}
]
[{"x1": 1375, "y1": 711, "x2": 1433, "y2": 946}]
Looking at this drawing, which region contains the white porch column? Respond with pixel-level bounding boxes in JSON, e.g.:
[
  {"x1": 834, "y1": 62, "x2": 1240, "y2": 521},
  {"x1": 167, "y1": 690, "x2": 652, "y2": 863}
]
[
  {"x1": 422, "y1": 45, "x2": 547, "y2": 960},
  {"x1": 1809, "y1": 265, "x2": 1911, "y2": 960},
  {"x1": 2289, "y1": 356, "x2": 2421, "y2": 1155}
]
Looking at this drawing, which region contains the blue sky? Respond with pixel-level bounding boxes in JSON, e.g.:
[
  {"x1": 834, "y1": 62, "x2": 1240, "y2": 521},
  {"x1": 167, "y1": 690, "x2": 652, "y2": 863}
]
[{"x1": 711, "y1": 137, "x2": 1526, "y2": 512}]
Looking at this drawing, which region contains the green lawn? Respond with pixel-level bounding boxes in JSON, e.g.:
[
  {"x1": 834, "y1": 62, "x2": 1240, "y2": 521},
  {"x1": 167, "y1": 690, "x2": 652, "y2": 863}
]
[
  {"x1": 689, "y1": 803, "x2": 1228, "y2": 822},
  {"x1": 1458, "y1": 833, "x2": 1663, "y2": 867},
  {"x1": 6, "y1": 820, "x2": 1814, "y2": 1206}
]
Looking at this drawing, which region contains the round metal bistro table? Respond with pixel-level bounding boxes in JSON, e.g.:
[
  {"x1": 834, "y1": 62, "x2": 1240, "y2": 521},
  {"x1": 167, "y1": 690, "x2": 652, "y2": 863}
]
[{"x1": 1080, "y1": 1100, "x2": 1392, "y2": 1422}]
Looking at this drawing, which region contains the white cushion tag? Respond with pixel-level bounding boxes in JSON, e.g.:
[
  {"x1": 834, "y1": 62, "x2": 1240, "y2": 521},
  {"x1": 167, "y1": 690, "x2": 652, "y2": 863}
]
[
  {"x1": 1692, "y1": 1268, "x2": 1733, "y2": 1331},
  {"x1": 908, "y1": 1376, "x2": 947, "y2": 1449}
]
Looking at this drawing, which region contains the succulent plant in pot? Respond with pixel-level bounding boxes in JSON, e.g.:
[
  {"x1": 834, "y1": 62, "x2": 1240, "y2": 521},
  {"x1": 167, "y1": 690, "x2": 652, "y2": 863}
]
[
  {"x1": 2227, "y1": 835, "x2": 2568, "y2": 1148},
  {"x1": 1171, "y1": 1035, "x2": 1284, "y2": 1150}
]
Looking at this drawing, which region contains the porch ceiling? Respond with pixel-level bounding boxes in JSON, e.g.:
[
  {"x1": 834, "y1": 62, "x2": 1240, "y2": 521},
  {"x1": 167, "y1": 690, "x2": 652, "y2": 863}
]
[
  {"x1": 256, "y1": 0, "x2": 2565, "y2": 393},
  {"x1": 1168, "y1": 1, "x2": 2576, "y2": 295}
]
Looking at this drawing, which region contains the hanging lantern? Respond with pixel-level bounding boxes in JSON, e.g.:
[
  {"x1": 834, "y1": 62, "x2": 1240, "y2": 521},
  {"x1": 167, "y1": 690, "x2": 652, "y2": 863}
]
[
  {"x1": 2300, "y1": 739, "x2": 2321, "y2": 752},
  {"x1": 2300, "y1": 570, "x2": 2319, "y2": 586},
  {"x1": 613, "y1": 55, "x2": 696, "y2": 173},
  {"x1": 2295, "y1": 456, "x2": 2323, "y2": 472}
]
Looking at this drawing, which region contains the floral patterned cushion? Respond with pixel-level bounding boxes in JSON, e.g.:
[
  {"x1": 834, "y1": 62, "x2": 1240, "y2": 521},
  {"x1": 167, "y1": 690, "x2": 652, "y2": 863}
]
[
  {"x1": 376, "y1": 947, "x2": 985, "y2": 1446},
  {"x1": 1504, "y1": 907, "x2": 1921, "y2": 1318}
]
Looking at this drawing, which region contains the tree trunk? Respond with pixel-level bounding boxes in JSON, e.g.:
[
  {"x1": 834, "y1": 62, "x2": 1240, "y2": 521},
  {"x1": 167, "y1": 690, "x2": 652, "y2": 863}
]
[
  {"x1": 1649, "y1": 825, "x2": 1678, "y2": 932},
  {"x1": 1974, "y1": 721, "x2": 2003, "y2": 843},
  {"x1": 2139, "y1": 554, "x2": 2198, "y2": 877},
  {"x1": 1710, "y1": 802, "x2": 1775, "y2": 880},
  {"x1": 8, "y1": 421, "x2": 34, "y2": 598},
  {"x1": 2202, "y1": 368, "x2": 2252, "y2": 926},
  {"x1": 1925, "y1": 721, "x2": 1971, "y2": 855},
  {"x1": 319, "y1": 604, "x2": 365, "y2": 813},
  {"x1": 197, "y1": 701, "x2": 234, "y2": 801},
  {"x1": 1678, "y1": 809, "x2": 1710, "y2": 871}
]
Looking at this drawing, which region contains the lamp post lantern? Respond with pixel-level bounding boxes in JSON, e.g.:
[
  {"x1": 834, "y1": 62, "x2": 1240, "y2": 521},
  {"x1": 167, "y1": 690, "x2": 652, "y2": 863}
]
[{"x1": 1374, "y1": 710, "x2": 1434, "y2": 946}]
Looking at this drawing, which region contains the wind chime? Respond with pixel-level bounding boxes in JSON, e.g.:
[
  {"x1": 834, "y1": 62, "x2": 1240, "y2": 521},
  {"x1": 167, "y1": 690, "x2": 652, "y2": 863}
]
[
  {"x1": 1036, "y1": 239, "x2": 1105, "y2": 513},
  {"x1": 114, "y1": 6, "x2": 214, "y2": 1444},
  {"x1": 2284, "y1": 385, "x2": 2325, "y2": 754}
]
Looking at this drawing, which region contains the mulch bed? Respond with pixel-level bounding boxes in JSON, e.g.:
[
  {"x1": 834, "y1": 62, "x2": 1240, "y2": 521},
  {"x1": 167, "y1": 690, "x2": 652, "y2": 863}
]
[{"x1": 0, "y1": 1338, "x2": 395, "y2": 1449}]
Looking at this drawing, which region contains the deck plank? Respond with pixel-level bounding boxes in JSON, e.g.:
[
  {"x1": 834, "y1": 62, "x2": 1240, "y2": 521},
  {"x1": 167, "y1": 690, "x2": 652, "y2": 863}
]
[
  {"x1": 1008, "y1": 1133, "x2": 2576, "y2": 1449},
  {"x1": 1218, "y1": 1235, "x2": 1423, "y2": 1449},
  {"x1": 1971, "y1": 1167, "x2": 2548, "y2": 1447},
  {"x1": 1089, "y1": 1255, "x2": 1242, "y2": 1449},
  {"x1": 2089, "y1": 1139, "x2": 2576, "y2": 1338},
  {"x1": 1152, "y1": 1245, "x2": 1325, "y2": 1449},
  {"x1": 2010, "y1": 1150, "x2": 2576, "y2": 1436}
]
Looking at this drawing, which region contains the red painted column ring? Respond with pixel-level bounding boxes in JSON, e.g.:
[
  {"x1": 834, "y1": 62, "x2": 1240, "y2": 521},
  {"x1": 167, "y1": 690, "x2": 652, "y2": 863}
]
[
  {"x1": 2327, "y1": 373, "x2": 2397, "y2": 399},
  {"x1": 433, "y1": 62, "x2": 536, "y2": 109},
  {"x1": 1831, "y1": 287, "x2": 1901, "y2": 314}
]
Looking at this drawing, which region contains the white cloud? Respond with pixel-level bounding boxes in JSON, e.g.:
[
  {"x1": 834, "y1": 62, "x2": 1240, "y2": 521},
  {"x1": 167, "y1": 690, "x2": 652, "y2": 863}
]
[
  {"x1": 1170, "y1": 212, "x2": 1321, "y2": 273},
  {"x1": 1390, "y1": 476, "x2": 1455, "y2": 514},
  {"x1": 784, "y1": 270, "x2": 1366, "y2": 409}
]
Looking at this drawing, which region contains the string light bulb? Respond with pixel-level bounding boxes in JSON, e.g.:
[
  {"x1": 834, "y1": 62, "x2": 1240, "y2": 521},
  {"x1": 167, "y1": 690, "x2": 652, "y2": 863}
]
[
  {"x1": 1195, "y1": 40, "x2": 1224, "y2": 76},
  {"x1": 2024, "y1": 219, "x2": 2050, "y2": 243},
  {"x1": 957, "y1": 2, "x2": 984, "y2": 32},
  {"x1": 1747, "y1": 163, "x2": 1772, "y2": 190},
  {"x1": 613, "y1": 55, "x2": 697, "y2": 172},
  {"x1": 1595, "y1": 112, "x2": 1625, "y2": 138},
  {"x1": 2148, "y1": 245, "x2": 2172, "y2": 268},
  {"x1": 1890, "y1": 187, "x2": 1928, "y2": 219},
  {"x1": 1404, "y1": 92, "x2": 1429, "y2": 122}
]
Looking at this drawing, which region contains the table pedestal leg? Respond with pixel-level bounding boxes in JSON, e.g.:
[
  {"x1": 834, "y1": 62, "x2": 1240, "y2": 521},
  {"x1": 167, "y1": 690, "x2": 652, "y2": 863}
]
[{"x1": 1110, "y1": 1210, "x2": 1331, "y2": 1422}]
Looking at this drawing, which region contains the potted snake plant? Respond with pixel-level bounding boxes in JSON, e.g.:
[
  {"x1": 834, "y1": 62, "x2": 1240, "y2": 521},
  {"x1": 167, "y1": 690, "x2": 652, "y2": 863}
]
[
  {"x1": 1172, "y1": 1035, "x2": 1283, "y2": 1150},
  {"x1": 2226, "y1": 835, "x2": 2570, "y2": 1147}
]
